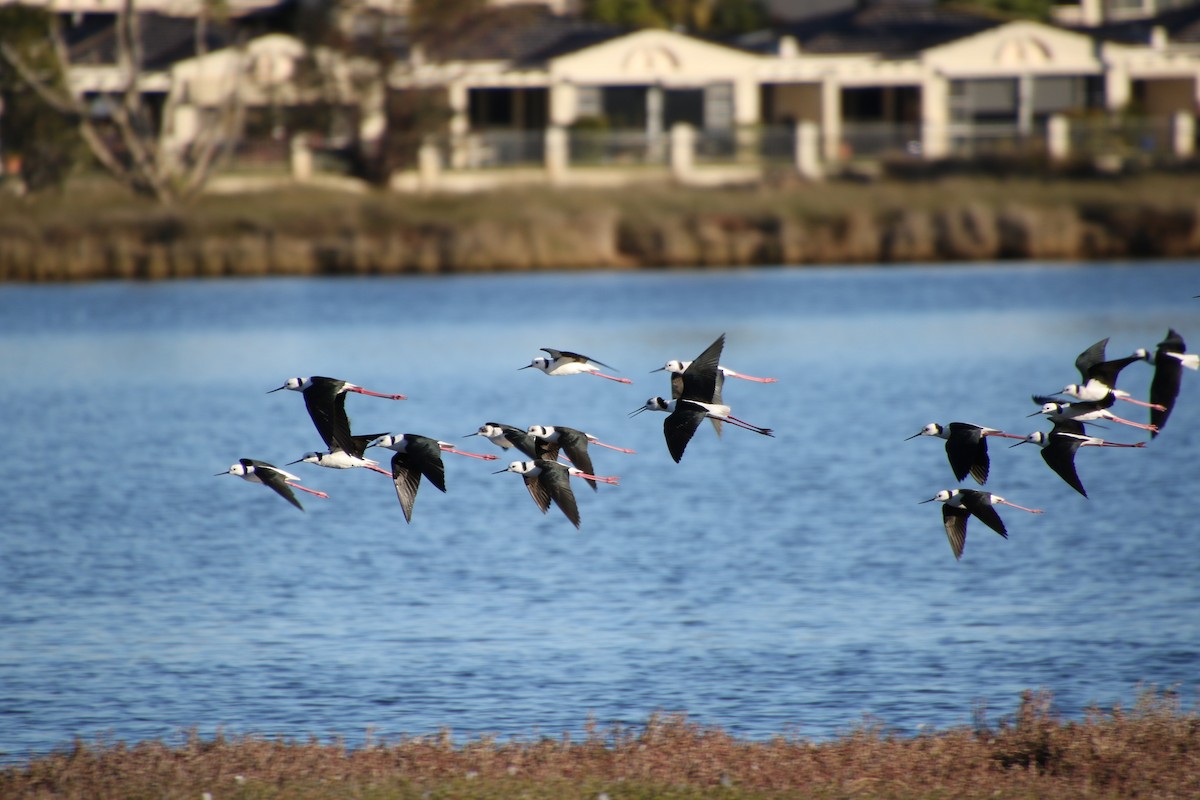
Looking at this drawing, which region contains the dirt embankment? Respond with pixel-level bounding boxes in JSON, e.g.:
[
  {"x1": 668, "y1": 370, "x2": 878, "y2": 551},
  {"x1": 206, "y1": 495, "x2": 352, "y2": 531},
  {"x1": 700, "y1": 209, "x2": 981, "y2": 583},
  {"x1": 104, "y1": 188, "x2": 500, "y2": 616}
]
[{"x1": 3, "y1": 200, "x2": 1199, "y2": 281}]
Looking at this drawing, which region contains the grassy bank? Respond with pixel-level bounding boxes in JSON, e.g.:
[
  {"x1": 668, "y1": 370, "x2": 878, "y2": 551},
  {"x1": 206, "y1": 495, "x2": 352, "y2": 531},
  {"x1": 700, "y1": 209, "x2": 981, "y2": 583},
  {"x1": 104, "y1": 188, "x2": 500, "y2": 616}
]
[
  {"x1": 2, "y1": 172, "x2": 1200, "y2": 280},
  {"x1": 3, "y1": 690, "x2": 1198, "y2": 799}
]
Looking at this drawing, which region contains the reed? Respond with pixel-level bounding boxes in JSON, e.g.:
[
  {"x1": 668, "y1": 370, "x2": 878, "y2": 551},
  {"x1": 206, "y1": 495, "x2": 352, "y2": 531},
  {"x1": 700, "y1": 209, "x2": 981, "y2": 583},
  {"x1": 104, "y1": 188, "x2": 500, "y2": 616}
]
[{"x1": 3, "y1": 689, "x2": 1197, "y2": 799}]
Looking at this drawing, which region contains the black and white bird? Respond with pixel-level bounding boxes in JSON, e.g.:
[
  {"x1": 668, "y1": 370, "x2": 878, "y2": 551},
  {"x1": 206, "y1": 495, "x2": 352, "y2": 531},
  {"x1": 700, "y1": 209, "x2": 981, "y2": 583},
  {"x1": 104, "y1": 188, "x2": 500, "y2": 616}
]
[
  {"x1": 368, "y1": 434, "x2": 497, "y2": 522},
  {"x1": 920, "y1": 488, "x2": 1043, "y2": 561},
  {"x1": 494, "y1": 459, "x2": 620, "y2": 528},
  {"x1": 1052, "y1": 338, "x2": 1161, "y2": 410},
  {"x1": 1029, "y1": 392, "x2": 1158, "y2": 433},
  {"x1": 520, "y1": 348, "x2": 632, "y2": 384},
  {"x1": 1009, "y1": 419, "x2": 1145, "y2": 497},
  {"x1": 632, "y1": 334, "x2": 774, "y2": 462},
  {"x1": 1145, "y1": 328, "x2": 1197, "y2": 437},
  {"x1": 217, "y1": 458, "x2": 328, "y2": 511},
  {"x1": 270, "y1": 376, "x2": 406, "y2": 457},
  {"x1": 466, "y1": 422, "x2": 539, "y2": 459},
  {"x1": 905, "y1": 422, "x2": 1023, "y2": 484},
  {"x1": 288, "y1": 446, "x2": 392, "y2": 477},
  {"x1": 526, "y1": 424, "x2": 635, "y2": 491}
]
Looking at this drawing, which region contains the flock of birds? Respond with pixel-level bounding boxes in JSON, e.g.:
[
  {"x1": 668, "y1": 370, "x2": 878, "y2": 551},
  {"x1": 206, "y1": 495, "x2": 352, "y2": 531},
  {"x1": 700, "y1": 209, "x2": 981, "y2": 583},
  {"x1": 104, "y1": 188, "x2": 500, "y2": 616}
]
[
  {"x1": 910, "y1": 328, "x2": 1195, "y2": 559},
  {"x1": 217, "y1": 327, "x2": 1194, "y2": 558},
  {"x1": 218, "y1": 333, "x2": 778, "y2": 529}
]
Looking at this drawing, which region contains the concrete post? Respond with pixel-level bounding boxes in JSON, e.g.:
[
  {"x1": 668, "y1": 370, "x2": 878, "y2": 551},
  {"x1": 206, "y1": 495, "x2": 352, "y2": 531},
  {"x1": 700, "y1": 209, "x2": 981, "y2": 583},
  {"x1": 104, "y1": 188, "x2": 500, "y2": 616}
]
[
  {"x1": 290, "y1": 134, "x2": 313, "y2": 181},
  {"x1": 670, "y1": 123, "x2": 694, "y2": 182},
  {"x1": 1047, "y1": 114, "x2": 1070, "y2": 163},
  {"x1": 545, "y1": 125, "x2": 569, "y2": 185},
  {"x1": 418, "y1": 139, "x2": 441, "y2": 193},
  {"x1": 795, "y1": 121, "x2": 823, "y2": 180},
  {"x1": 921, "y1": 72, "x2": 950, "y2": 160},
  {"x1": 1173, "y1": 112, "x2": 1195, "y2": 158}
]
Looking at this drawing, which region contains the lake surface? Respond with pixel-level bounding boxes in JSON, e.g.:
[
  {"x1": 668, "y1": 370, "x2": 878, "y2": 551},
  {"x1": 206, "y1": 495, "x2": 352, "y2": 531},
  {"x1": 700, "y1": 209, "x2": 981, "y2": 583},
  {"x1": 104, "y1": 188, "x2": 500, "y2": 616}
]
[{"x1": 2, "y1": 261, "x2": 1198, "y2": 762}]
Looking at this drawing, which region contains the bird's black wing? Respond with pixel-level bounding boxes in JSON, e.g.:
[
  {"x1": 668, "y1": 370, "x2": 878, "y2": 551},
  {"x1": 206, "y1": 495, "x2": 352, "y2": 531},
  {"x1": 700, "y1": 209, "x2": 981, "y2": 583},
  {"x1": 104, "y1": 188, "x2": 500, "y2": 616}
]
[
  {"x1": 390, "y1": 452, "x2": 423, "y2": 523},
  {"x1": 303, "y1": 381, "x2": 354, "y2": 453},
  {"x1": 403, "y1": 435, "x2": 448, "y2": 494},
  {"x1": 542, "y1": 348, "x2": 618, "y2": 371},
  {"x1": 1150, "y1": 329, "x2": 1186, "y2": 436},
  {"x1": 941, "y1": 504, "x2": 970, "y2": 560},
  {"x1": 679, "y1": 334, "x2": 724, "y2": 404},
  {"x1": 1075, "y1": 338, "x2": 1109, "y2": 380},
  {"x1": 1031, "y1": 394, "x2": 1063, "y2": 406},
  {"x1": 1040, "y1": 436, "x2": 1087, "y2": 497},
  {"x1": 556, "y1": 428, "x2": 597, "y2": 492},
  {"x1": 958, "y1": 491, "x2": 1009, "y2": 539},
  {"x1": 538, "y1": 462, "x2": 581, "y2": 529},
  {"x1": 350, "y1": 432, "x2": 388, "y2": 459},
  {"x1": 499, "y1": 425, "x2": 540, "y2": 459},
  {"x1": 522, "y1": 468, "x2": 553, "y2": 514},
  {"x1": 1087, "y1": 354, "x2": 1142, "y2": 391},
  {"x1": 255, "y1": 464, "x2": 304, "y2": 511},
  {"x1": 945, "y1": 423, "x2": 986, "y2": 484},
  {"x1": 663, "y1": 402, "x2": 707, "y2": 463}
]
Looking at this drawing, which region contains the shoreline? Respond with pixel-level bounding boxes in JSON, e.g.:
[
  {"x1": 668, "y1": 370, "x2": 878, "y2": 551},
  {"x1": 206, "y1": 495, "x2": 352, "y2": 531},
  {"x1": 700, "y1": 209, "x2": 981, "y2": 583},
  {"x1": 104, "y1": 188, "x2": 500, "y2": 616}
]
[
  {"x1": 2, "y1": 690, "x2": 1197, "y2": 799},
  {"x1": 2, "y1": 175, "x2": 1199, "y2": 281}
]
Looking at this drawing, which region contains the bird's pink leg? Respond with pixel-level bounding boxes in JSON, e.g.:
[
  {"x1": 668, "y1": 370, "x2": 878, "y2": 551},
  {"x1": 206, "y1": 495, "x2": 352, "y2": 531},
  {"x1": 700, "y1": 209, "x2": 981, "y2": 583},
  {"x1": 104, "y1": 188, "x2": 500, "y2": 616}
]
[
  {"x1": 588, "y1": 371, "x2": 633, "y2": 384},
  {"x1": 1115, "y1": 396, "x2": 1167, "y2": 411},
  {"x1": 440, "y1": 445, "x2": 498, "y2": 460},
  {"x1": 588, "y1": 438, "x2": 636, "y2": 454},
  {"x1": 348, "y1": 386, "x2": 408, "y2": 401},
  {"x1": 365, "y1": 465, "x2": 394, "y2": 477},
  {"x1": 1086, "y1": 441, "x2": 1146, "y2": 449},
  {"x1": 984, "y1": 431, "x2": 1025, "y2": 440},
  {"x1": 1106, "y1": 415, "x2": 1158, "y2": 432},
  {"x1": 723, "y1": 414, "x2": 775, "y2": 437},
  {"x1": 997, "y1": 499, "x2": 1044, "y2": 514},
  {"x1": 724, "y1": 370, "x2": 778, "y2": 383},
  {"x1": 291, "y1": 483, "x2": 329, "y2": 499},
  {"x1": 572, "y1": 471, "x2": 620, "y2": 486}
]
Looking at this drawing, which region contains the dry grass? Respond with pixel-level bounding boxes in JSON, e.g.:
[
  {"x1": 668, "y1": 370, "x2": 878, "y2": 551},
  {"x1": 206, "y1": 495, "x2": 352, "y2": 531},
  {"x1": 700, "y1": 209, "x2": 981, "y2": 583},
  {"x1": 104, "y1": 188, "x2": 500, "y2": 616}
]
[
  {"x1": 4, "y1": 689, "x2": 1198, "y2": 799},
  {"x1": 5, "y1": 170, "x2": 1200, "y2": 237}
]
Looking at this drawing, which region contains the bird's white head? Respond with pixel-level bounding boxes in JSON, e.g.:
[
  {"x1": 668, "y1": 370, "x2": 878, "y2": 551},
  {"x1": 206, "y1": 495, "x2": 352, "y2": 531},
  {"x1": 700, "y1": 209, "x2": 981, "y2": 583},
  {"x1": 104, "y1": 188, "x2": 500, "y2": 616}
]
[
  {"x1": 494, "y1": 460, "x2": 536, "y2": 476},
  {"x1": 905, "y1": 422, "x2": 943, "y2": 440},
  {"x1": 659, "y1": 359, "x2": 688, "y2": 374},
  {"x1": 1059, "y1": 384, "x2": 1083, "y2": 398},
  {"x1": 527, "y1": 425, "x2": 554, "y2": 438},
  {"x1": 1032, "y1": 402, "x2": 1062, "y2": 417},
  {"x1": 630, "y1": 396, "x2": 670, "y2": 416},
  {"x1": 269, "y1": 376, "x2": 308, "y2": 393},
  {"x1": 1011, "y1": 431, "x2": 1045, "y2": 447},
  {"x1": 921, "y1": 489, "x2": 957, "y2": 504},
  {"x1": 369, "y1": 434, "x2": 402, "y2": 450},
  {"x1": 521, "y1": 357, "x2": 551, "y2": 372},
  {"x1": 219, "y1": 462, "x2": 250, "y2": 477}
]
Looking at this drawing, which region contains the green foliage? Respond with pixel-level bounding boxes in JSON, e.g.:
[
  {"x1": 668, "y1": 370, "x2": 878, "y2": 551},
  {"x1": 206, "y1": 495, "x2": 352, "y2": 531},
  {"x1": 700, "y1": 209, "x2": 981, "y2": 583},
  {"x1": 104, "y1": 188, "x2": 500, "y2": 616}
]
[
  {"x1": 583, "y1": 0, "x2": 767, "y2": 34},
  {"x1": 0, "y1": 6, "x2": 84, "y2": 192},
  {"x1": 938, "y1": 0, "x2": 1055, "y2": 21}
]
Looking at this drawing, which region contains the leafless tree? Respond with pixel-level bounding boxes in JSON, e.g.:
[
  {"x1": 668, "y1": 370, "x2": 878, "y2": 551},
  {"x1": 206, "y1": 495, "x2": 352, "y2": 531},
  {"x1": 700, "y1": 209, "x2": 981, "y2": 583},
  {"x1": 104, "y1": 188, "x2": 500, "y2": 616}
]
[{"x1": 0, "y1": 0, "x2": 247, "y2": 205}]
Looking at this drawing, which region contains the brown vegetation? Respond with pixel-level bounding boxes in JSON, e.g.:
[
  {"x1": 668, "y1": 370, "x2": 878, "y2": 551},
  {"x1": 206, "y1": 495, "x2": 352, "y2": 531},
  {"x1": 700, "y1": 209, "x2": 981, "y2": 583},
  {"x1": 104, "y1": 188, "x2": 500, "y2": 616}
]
[
  {"x1": 3, "y1": 173, "x2": 1200, "y2": 280},
  {"x1": 3, "y1": 690, "x2": 1198, "y2": 799}
]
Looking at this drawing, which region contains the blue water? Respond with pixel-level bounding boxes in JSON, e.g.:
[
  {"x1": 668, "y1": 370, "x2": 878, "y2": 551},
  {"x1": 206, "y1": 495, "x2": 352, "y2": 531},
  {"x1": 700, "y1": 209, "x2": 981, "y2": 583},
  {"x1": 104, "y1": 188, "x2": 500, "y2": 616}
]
[{"x1": 2, "y1": 261, "x2": 1198, "y2": 762}]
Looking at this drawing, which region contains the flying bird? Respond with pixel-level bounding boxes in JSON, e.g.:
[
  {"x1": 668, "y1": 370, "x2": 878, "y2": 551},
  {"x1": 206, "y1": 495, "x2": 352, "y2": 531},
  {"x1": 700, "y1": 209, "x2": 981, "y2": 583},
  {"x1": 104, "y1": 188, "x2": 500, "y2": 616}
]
[
  {"x1": 494, "y1": 459, "x2": 620, "y2": 528},
  {"x1": 905, "y1": 422, "x2": 1023, "y2": 484},
  {"x1": 1009, "y1": 419, "x2": 1145, "y2": 497},
  {"x1": 632, "y1": 334, "x2": 773, "y2": 462},
  {"x1": 368, "y1": 433, "x2": 497, "y2": 522},
  {"x1": 1052, "y1": 338, "x2": 1161, "y2": 410},
  {"x1": 526, "y1": 424, "x2": 635, "y2": 491},
  {"x1": 217, "y1": 458, "x2": 328, "y2": 511},
  {"x1": 921, "y1": 488, "x2": 1043, "y2": 561},
  {"x1": 1145, "y1": 328, "x2": 1197, "y2": 437},
  {"x1": 466, "y1": 422, "x2": 540, "y2": 459},
  {"x1": 520, "y1": 348, "x2": 632, "y2": 383},
  {"x1": 269, "y1": 376, "x2": 406, "y2": 456},
  {"x1": 1029, "y1": 392, "x2": 1157, "y2": 433}
]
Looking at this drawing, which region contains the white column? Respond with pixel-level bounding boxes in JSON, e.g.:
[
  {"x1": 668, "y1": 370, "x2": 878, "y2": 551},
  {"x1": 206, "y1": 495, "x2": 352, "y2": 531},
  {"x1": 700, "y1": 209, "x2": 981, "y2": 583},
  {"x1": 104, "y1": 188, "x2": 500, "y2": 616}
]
[
  {"x1": 545, "y1": 125, "x2": 569, "y2": 184},
  {"x1": 1047, "y1": 114, "x2": 1070, "y2": 163},
  {"x1": 921, "y1": 72, "x2": 950, "y2": 160},
  {"x1": 795, "y1": 121, "x2": 823, "y2": 180},
  {"x1": 820, "y1": 74, "x2": 842, "y2": 162},
  {"x1": 418, "y1": 139, "x2": 441, "y2": 193},
  {"x1": 1173, "y1": 112, "x2": 1195, "y2": 158},
  {"x1": 670, "y1": 123, "x2": 694, "y2": 182}
]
